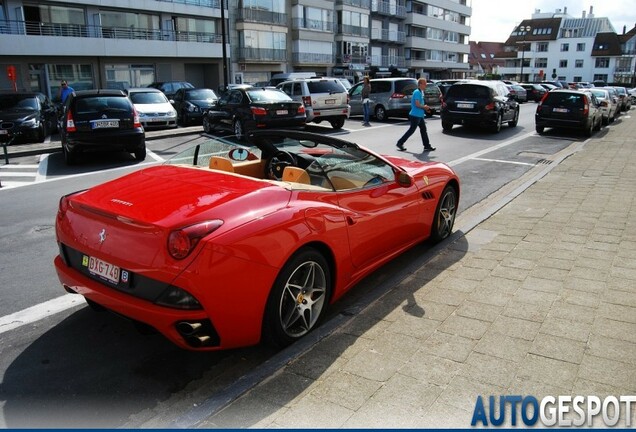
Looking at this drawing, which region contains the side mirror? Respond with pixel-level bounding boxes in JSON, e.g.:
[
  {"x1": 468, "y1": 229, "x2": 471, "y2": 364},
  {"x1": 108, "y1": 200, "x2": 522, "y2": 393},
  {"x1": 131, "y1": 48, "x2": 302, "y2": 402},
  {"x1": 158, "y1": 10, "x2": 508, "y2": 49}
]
[{"x1": 396, "y1": 171, "x2": 413, "y2": 187}]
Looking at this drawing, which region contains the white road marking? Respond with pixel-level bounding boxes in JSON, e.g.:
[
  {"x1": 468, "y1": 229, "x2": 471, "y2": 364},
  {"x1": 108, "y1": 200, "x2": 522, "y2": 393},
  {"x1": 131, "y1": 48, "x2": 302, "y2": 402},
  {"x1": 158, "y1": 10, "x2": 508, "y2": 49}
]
[
  {"x1": 447, "y1": 131, "x2": 535, "y2": 167},
  {"x1": 472, "y1": 157, "x2": 536, "y2": 167},
  {"x1": 0, "y1": 293, "x2": 85, "y2": 335}
]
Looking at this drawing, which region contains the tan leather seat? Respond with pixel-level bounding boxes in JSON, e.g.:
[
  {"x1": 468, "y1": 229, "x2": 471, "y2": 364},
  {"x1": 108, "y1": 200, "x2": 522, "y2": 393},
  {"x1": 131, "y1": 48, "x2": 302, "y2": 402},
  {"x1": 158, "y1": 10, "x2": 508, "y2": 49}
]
[
  {"x1": 282, "y1": 166, "x2": 311, "y2": 184},
  {"x1": 329, "y1": 175, "x2": 358, "y2": 190},
  {"x1": 209, "y1": 156, "x2": 234, "y2": 173}
]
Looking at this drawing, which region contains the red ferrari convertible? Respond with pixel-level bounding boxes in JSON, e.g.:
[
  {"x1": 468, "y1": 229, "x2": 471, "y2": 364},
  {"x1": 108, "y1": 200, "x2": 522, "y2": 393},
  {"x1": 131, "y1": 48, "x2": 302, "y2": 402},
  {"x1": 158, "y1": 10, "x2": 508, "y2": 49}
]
[{"x1": 54, "y1": 130, "x2": 460, "y2": 351}]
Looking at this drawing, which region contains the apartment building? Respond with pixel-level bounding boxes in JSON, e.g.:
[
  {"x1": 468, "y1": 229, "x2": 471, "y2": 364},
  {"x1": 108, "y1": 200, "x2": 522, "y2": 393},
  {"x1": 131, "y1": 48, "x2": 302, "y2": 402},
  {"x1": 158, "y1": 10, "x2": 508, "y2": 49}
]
[
  {"x1": 497, "y1": 6, "x2": 636, "y2": 84},
  {"x1": 0, "y1": 0, "x2": 471, "y2": 100}
]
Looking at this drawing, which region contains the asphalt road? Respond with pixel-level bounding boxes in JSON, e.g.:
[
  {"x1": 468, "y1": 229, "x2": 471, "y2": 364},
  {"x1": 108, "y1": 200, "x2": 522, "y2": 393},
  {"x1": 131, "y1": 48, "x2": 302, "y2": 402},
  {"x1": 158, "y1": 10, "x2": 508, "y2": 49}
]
[{"x1": 0, "y1": 102, "x2": 604, "y2": 427}]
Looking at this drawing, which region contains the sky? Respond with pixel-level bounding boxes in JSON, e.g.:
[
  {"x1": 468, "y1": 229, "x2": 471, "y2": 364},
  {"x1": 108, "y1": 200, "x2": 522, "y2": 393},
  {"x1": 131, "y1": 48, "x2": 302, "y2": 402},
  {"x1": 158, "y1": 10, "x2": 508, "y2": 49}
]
[{"x1": 470, "y1": 0, "x2": 636, "y2": 42}]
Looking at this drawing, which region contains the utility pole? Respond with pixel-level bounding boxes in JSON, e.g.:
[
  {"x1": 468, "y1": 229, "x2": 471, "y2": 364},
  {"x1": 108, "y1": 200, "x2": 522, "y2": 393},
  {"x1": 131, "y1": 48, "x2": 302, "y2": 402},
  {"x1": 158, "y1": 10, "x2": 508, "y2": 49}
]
[{"x1": 518, "y1": 25, "x2": 531, "y2": 82}]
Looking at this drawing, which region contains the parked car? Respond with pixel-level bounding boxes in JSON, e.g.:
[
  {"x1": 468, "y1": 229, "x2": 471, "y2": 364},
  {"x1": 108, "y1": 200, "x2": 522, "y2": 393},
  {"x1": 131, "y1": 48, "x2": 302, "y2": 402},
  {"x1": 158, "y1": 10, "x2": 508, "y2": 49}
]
[
  {"x1": 277, "y1": 77, "x2": 350, "y2": 129},
  {"x1": 59, "y1": 89, "x2": 146, "y2": 164},
  {"x1": 348, "y1": 77, "x2": 417, "y2": 121},
  {"x1": 423, "y1": 84, "x2": 443, "y2": 117},
  {"x1": 202, "y1": 87, "x2": 305, "y2": 140},
  {"x1": 440, "y1": 80, "x2": 520, "y2": 133},
  {"x1": 125, "y1": 88, "x2": 177, "y2": 129},
  {"x1": 147, "y1": 81, "x2": 194, "y2": 100},
  {"x1": 520, "y1": 83, "x2": 547, "y2": 102},
  {"x1": 0, "y1": 92, "x2": 58, "y2": 143},
  {"x1": 506, "y1": 84, "x2": 528, "y2": 103},
  {"x1": 53, "y1": 129, "x2": 460, "y2": 350},
  {"x1": 628, "y1": 87, "x2": 636, "y2": 104},
  {"x1": 268, "y1": 72, "x2": 317, "y2": 87},
  {"x1": 589, "y1": 88, "x2": 618, "y2": 125},
  {"x1": 612, "y1": 86, "x2": 632, "y2": 112},
  {"x1": 171, "y1": 88, "x2": 218, "y2": 126},
  {"x1": 536, "y1": 82, "x2": 558, "y2": 92},
  {"x1": 535, "y1": 89, "x2": 602, "y2": 137}
]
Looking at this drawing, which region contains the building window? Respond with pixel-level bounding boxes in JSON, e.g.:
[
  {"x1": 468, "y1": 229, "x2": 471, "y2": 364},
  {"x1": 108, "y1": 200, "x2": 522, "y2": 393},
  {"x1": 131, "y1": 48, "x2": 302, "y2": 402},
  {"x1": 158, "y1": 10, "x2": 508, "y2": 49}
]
[
  {"x1": 595, "y1": 57, "x2": 610, "y2": 68},
  {"x1": 561, "y1": 43, "x2": 569, "y2": 52},
  {"x1": 47, "y1": 63, "x2": 94, "y2": 101},
  {"x1": 576, "y1": 43, "x2": 585, "y2": 51},
  {"x1": 593, "y1": 74, "x2": 608, "y2": 82},
  {"x1": 426, "y1": 28, "x2": 443, "y2": 41},
  {"x1": 573, "y1": 76, "x2": 582, "y2": 82},
  {"x1": 559, "y1": 59, "x2": 568, "y2": 68},
  {"x1": 534, "y1": 58, "x2": 547, "y2": 68},
  {"x1": 575, "y1": 59, "x2": 584, "y2": 68},
  {"x1": 536, "y1": 42, "x2": 548, "y2": 52}
]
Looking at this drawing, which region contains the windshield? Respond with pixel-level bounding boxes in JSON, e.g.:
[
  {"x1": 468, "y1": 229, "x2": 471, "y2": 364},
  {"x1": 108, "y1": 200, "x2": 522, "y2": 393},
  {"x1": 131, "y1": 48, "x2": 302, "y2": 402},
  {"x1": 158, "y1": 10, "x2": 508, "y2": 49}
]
[
  {"x1": 165, "y1": 133, "x2": 395, "y2": 192},
  {"x1": 185, "y1": 89, "x2": 217, "y2": 100},
  {"x1": 130, "y1": 92, "x2": 169, "y2": 104},
  {"x1": 0, "y1": 95, "x2": 38, "y2": 111},
  {"x1": 247, "y1": 89, "x2": 292, "y2": 102}
]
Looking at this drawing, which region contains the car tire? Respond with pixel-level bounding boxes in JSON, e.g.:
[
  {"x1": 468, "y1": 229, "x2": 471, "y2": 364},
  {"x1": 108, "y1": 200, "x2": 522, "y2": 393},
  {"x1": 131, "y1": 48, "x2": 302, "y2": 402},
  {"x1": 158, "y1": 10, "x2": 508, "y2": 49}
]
[
  {"x1": 584, "y1": 121, "x2": 593, "y2": 137},
  {"x1": 594, "y1": 116, "x2": 602, "y2": 131},
  {"x1": 536, "y1": 125, "x2": 544, "y2": 134},
  {"x1": 429, "y1": 184, "x2": 457, "y2": 243},
  {"x1": 233, "y1": 118, "x2": 245, "y2": 141},
  {"x1": 442, "y1": 121, "x2": 453, "y2": 132},
  {"x1": 62, "y1": 144, "x2": 76, "y2": 165},
  {"x1": 203, "y1": 116, "x2": 212, "y2": 134},
  {"x1": 492, "y1": 113, "x2": 502, "y2": 133},
  {"x1": 36, "y1": 123, "x2": 46, "y2": 143},
  {"x1": 374, "y1": 105, "x2": 387, "y2": 122},
  {"x1": 330, "y1": 118, "x2": 345, "y2": 129},
  {"x1": 262, "y1": 247, "x2": 331, "y2": 348},
  {"x1": 134, "y1": 146, "x2": 146, "y2": 161},
  {"x1": 508, "y1": 108, "x2": 519, "y2": 127},
  {"x1": 602, "y1": 115, "x2": 609, "y2": 126}
]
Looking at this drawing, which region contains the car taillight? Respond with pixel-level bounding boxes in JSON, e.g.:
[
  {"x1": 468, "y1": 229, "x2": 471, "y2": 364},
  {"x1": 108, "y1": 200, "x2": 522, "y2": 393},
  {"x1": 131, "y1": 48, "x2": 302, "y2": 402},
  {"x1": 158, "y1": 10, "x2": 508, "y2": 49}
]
[
  {"x1": 539, "y1": 93, "x2": 549, "y2": 103},
  {"x1": 251, "y1": 106, "x2": 267, "y2": 116},
  {"x1": 66, "y1": 110, "x2": 76, "y2": 132},
  {"x1": 390, "y1": 93, "x2": 406, "y2": 99},
  {"x1": 583, "y1": 101, "x2": 589, "y2": 116},
  {"x1": 168, "y1": 220, "x2": 223, "y2": 260},
  {"x1": 298, "y1": 105, "x2": 306, "y2": 114},
  {"x1": 485, "y1": 102, "x2": 496, "y2": 110},
  {"x1": 347, "y1": 93, "x2": 350, "y2": 104},
  {"x1": 302, "y1": 96, "x2": 312, "y2": 107},
  {"x1": 133, "y1": 107, "x2": 142, "y2": 128}
]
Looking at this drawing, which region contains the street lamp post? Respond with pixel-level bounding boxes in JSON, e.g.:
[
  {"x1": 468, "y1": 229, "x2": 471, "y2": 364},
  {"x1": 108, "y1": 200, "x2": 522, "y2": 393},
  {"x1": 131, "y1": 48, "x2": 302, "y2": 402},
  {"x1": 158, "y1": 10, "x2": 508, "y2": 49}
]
[
  {"x1": 220, "y1": 0, "x2": 229, "y2": 90},
  {"x1": 518, "y1": 25, "x2": 531, "y2": 82}
]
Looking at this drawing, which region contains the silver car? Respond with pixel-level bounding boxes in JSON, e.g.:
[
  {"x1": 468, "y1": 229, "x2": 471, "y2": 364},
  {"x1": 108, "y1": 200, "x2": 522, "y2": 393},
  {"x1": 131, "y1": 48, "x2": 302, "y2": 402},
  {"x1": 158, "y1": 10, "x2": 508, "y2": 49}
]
[
  {"x1": 348, "y1": 78, "x2": 417, "y2": 121},
  {"x1": 277, "y1": 78, "x2": 350, "y2": 129},
  {"x1": 589, "y1": 88, "x2": 618, "y2": 125}
]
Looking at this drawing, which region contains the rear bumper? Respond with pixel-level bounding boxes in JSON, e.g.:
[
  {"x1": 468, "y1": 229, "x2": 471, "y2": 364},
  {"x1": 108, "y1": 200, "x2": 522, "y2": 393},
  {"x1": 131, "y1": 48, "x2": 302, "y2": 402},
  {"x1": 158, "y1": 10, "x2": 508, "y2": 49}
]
[
  {"x1": 442, "y1": 109, "x2": 498, "y2": 126},
  {"x1": 306, "y1": 106, "x2": 350, "y2": 123},
  {"x1": 535, "y1": 116, "x2": 590, "y2": 130},
  {"x1": 64, "y1": 129, "x2": 145, "y2": 153}
]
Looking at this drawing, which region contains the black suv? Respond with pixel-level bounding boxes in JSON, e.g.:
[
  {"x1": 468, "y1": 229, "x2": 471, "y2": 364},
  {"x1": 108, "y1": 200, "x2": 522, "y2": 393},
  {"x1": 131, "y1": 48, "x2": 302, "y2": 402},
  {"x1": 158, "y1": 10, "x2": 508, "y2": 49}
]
[
  {"x1": 59, "y1": 89, "x2": 146, "y2": 164},
  {"x1": 535, "y1": 89, "x2": 602, "y2": 137},
  {"x1": 441, "y1": 80, "x2": 519, "y2": 133},
  {"x1": 0, "y1": 92, "x2": 58, "y2": 143},
  {"x1": 147, "y1": 81, "x2": 194, "y2": 100}
]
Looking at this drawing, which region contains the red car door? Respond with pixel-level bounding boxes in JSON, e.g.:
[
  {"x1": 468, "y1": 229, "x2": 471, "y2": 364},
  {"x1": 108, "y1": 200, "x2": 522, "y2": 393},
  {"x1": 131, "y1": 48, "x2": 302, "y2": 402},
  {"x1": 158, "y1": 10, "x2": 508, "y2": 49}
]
[{"x1": 337, "y1": 181, "x2": 426, "y2": 269}]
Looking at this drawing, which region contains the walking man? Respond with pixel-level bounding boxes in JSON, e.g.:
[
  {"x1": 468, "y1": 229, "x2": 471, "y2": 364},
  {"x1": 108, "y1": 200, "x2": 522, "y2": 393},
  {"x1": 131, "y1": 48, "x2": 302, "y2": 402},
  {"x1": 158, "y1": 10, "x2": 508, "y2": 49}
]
[
  {"x1": 396, "y1": 78, "x2": 435, "y2": 152},
  {"x1": 361, "y1": 76, "x2": 371, "y2": 126}
]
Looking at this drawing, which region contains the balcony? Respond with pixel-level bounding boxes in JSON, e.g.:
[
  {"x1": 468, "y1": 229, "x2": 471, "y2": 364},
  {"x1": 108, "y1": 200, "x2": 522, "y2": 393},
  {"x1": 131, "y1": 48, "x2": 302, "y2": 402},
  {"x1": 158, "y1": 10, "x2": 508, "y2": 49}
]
[
  {"x1": 371, "y1": 1, "x2": 406, "y2": 18},
  {"x1": 370, "y1": 55, "x2": 406, "y2": 68},
  {"x1": 236, "y1": 9, "x2": 287, "y2": 25},
  {"x1": 236, "y1": 47, "x2": 287, "y2": 62},
  {"x1": 336, "y1": 54, "x2": 369, "y2": 64},
  {"x1": 336, "y1": 0, "x2": 371, "y2": 8},
  {"x1": 370, "y1": 28, "x2": 406, "y2": 43},
  {"x1": 156, "y1": 0, "x2": 220, "y2": 7},
  {"x1": 336, "y1": 24, "x2": 369, "y2": 37},
  {"x1": 0, "y1": 19, "x2": 222, "y2": 42},
  {"x1": 292, "y1": 52, "x2": 336, "y2": 65},
  {"x1": 292, "y1": 18, "x2": 334, "y2": 32}
]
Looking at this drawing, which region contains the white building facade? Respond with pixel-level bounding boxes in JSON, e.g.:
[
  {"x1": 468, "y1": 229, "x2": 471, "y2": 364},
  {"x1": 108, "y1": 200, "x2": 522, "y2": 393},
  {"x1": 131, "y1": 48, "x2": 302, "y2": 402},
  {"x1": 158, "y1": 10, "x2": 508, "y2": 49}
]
[{"x1": 497, "y1": 7, "x2": 636, "y2": 85}]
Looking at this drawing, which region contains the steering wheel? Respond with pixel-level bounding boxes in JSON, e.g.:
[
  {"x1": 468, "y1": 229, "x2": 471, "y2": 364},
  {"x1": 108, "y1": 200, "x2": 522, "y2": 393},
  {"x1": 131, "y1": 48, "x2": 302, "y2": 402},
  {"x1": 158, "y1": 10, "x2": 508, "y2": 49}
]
[{"x1": 266, "y1": 150, "x2": 297, "y2": 180}]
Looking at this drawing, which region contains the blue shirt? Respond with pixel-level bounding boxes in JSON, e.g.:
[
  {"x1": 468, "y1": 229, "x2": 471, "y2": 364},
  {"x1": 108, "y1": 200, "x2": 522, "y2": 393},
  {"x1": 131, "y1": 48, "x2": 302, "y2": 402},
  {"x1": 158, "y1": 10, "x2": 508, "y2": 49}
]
[
  {"x1": 60, "y1": 86, "x2": 74, "y2": 103},
  {"x1": 409, "y1": 88, "x2": 425, "y2": 118}
]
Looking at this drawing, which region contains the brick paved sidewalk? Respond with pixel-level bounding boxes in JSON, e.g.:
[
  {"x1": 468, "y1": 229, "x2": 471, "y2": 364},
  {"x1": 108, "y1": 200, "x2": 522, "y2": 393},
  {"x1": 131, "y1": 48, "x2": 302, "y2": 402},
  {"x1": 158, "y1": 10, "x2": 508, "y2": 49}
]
[{"x1": 170, "y1": 116, "x2": 636, "y2": 429}]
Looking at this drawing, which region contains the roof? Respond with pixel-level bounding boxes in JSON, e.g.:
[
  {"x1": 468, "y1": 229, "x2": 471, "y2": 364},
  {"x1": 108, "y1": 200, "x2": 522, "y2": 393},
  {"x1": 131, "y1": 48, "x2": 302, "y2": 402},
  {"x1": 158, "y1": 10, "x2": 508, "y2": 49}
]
[
  {"x1": 591, "y1": 32, "x2": 622, "y2": 56},
  {"x1": 469, "y1": 41, "x2": 506, "y2": 68},
  {"x1": 504, "y1": 18, "x2": 562, "y2": 45}
]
